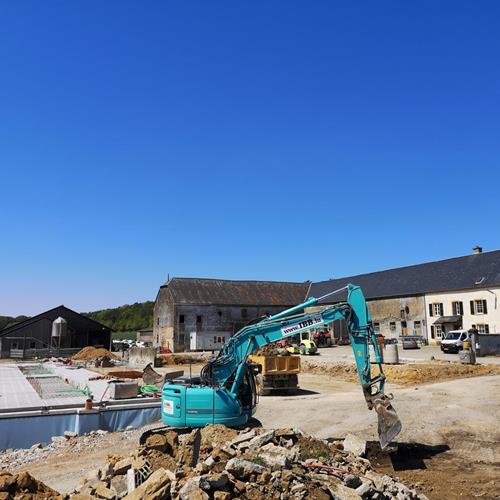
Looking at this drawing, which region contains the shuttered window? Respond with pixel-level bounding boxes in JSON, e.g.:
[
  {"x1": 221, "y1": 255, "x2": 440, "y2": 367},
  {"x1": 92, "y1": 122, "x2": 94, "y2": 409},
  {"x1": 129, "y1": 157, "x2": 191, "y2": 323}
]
[
  {"x1": 471, "y1": 300, "x2": 488, "y2": 315},
  {"x1": 430, "y1": 303, "x2": 443, "y2": 316},
  {"x1": 452, "y1": 301, "x2": 464, "y2": 315}
]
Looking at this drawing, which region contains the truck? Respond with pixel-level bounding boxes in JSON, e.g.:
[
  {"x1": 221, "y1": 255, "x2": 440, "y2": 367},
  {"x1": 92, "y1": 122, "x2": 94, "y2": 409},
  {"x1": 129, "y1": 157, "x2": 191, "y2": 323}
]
[
  {"x1": 440, "y1": 329, "x2": 471, "y2": 353},
  {"x1": 248, "y1": 353, "x2": 301, "y2": 395}
]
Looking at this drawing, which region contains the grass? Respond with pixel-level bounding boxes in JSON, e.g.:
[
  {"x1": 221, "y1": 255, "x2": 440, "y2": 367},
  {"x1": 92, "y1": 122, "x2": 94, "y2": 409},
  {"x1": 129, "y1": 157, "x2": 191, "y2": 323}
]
[{"x1": 250, "y1": 455, "x2": 268, "y2": 466}]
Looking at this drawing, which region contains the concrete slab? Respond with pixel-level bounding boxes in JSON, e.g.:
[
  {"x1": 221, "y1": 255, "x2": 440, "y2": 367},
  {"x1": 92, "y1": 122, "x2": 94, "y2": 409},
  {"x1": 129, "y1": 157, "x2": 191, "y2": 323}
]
[{"x1": 0, "y1": 365, "x2": 43, "y2": 410}]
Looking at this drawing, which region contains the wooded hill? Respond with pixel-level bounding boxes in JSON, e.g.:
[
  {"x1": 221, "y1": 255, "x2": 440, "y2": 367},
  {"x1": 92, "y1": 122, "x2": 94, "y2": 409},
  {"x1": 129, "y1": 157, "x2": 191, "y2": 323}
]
[
  {"x1": 0, "y1": 315, "x2": 30, "y2": 331},
  {"x1": 83, "y1": 301, "x2": 154, "y2": 332}
]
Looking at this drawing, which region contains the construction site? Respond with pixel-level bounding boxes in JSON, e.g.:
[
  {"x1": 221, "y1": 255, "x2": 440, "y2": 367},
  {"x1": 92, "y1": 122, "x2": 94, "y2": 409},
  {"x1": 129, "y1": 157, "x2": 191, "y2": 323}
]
[
  {"x1": 2, "y1": 2, "x2": 500, "y2": 499},
  {"x1": 1, "y1": 288, "x2": 500, "y2": 500}
]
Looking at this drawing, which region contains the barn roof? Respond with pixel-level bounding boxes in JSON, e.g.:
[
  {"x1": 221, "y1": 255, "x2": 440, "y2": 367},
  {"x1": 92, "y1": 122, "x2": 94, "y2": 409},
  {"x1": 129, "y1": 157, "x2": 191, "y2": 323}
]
[
  {"x1": 163, "y1": 278, "x2": 310, "y2": 306},
  {"x1": 308, "y1": 249, "x2": 500, "y2": 303},
  {"x1": 0, "y1": 305, "x2": 112, "y2": 337}
]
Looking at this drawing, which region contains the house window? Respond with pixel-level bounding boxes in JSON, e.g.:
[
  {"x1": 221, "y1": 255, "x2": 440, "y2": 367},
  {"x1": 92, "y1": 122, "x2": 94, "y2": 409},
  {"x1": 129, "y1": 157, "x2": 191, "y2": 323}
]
[
  {"x1": 432, "y1": 303, "x2": 443, "y2": 316},
  {"x1": 157, "y1": 317, "x2": 160, "y2": 326},
  {"x1": 471, "y1": 299, "x2": 487, "y2": 315},
  {"x1": 476, "y1": 323, "x2": 490, "y2": 334},
  {"x1": 179, "y1": 314, "x2": 185, "y2": 324},
  {"x1": 218, "y1": 310, "x2": 222, "y2": 317},
  {"x1": 452, "y1": 301, "x2": 464, "y2": 316},
  {"x1": 389, "y1": 322, "x2": 396, "y2": 331},
  {"x1": 400, "y1": 309, "x2": 405, "y2": 319},
  {"x1": 434, "y1": 324, "x2": 443, "y2": 338},
  {"x1": 196, "y1": 315, "x2": 202, "y2": 324},
  {"x1": 373, "y1": 322, "x2": 380, "y2": 333},
  {"x1": 241, "y1": 308, "x2": 248, "y2": 319},
  {"x1": 414, "y1": 320, "x2": 422, "y2": 334}
]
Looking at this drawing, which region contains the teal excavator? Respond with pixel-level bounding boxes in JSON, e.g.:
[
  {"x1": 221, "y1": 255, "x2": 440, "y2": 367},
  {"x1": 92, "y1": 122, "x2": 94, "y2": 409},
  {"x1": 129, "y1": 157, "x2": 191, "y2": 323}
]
[{"x1": 159, "y1": 284, "x2": 401, "y2": 448}]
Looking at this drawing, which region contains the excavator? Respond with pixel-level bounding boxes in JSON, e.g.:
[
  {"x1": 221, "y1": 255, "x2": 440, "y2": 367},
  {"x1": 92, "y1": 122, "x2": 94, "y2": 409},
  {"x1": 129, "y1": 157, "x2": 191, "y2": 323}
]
[{"x1": 157, "y1": 284, "x2": 402, "y2": 448}]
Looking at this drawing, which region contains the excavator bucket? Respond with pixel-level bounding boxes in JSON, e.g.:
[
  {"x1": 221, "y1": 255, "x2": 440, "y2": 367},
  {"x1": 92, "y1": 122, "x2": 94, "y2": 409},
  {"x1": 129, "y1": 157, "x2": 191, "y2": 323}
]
[{"x1": 373, "y1": 394, "x2": 402, "y2": 449}]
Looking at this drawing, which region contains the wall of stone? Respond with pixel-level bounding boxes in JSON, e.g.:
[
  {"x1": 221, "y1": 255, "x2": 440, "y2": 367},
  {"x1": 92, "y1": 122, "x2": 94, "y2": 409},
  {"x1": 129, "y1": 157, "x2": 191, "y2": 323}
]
[
  {"x1": 367, "y1": 296, "x2": 426, "y2": 339},
  {"x1": 173, "y1": 304, "x2": 288, "y2": 351}
]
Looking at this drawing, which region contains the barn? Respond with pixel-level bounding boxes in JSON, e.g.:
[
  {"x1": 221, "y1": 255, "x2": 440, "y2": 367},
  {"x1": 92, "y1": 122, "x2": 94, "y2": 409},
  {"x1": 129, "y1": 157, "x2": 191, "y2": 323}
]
[{"x1": 0, "y1": 305, "x2": 112, "y2": 359}]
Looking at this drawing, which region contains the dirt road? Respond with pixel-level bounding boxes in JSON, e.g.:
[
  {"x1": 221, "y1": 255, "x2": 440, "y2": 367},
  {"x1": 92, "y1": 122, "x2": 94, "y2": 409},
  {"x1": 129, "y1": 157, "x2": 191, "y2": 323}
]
[{"x1": 257, "y1": 373, "x2": 500, "y2": 499}]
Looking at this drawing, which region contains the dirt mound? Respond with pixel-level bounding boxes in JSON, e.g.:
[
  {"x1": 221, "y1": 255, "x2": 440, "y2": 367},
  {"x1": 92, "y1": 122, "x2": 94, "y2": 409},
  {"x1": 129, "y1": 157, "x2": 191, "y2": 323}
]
[
  {"x1": 74, "y1": 426, "x2": 424, "y2": 499},
  {"x1": 303, "y1": 359, "x2": 500, "y2": 385},
  {"x1": 0, "y1": 471, "x2": 63, "y2": 499},
  {"x1": 110, "y1": 370, "x2": 143, "y2": 379},
  {"x1": 383, "y1": 361, "x2": 500, "y2": 384},
  {"x1": 302, "y1": 361, "x2": 359, "y2": 382},
  {"x1": 72, "y1": 346, "x2": 117, "y2": 361},
  {"x1": 157, "y1": 354, "x2": 207, "y2": 366}
]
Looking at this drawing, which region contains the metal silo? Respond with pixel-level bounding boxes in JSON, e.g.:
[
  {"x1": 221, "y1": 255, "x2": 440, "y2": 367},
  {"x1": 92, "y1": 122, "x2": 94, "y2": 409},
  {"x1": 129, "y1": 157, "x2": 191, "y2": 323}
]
[{"x1": 52, "y1": 317, "x2": 67, "y2": 337}]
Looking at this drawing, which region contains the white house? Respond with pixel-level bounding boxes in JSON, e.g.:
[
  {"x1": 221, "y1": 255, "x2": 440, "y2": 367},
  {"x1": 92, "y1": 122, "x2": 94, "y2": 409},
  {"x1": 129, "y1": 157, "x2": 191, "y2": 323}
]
[{"x1": 425, "y1": 287, "x2": 499, "y2": 341}]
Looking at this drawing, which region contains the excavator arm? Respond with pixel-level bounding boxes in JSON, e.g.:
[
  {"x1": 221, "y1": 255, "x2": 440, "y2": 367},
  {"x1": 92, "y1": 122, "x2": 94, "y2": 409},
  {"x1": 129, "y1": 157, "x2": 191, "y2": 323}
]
[
  {"x1": 200, "y1": 284, "x2": 401, "y2": 447},
  {"x1": 161, "y1": 284, "x2": 401, "y2": 448}
]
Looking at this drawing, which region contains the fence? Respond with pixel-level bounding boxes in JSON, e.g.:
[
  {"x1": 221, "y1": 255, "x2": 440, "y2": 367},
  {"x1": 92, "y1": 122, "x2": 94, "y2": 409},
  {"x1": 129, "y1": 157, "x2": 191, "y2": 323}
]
[{"x1": 9, "y1": 348, "x2": 82, "y2": 359}]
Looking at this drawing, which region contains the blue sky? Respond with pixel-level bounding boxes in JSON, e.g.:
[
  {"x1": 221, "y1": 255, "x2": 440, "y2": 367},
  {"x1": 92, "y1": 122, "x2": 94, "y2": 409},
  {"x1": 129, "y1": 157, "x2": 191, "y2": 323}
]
[{"x1": 1, "y1": 2, "x2": 499, "y2": 315}]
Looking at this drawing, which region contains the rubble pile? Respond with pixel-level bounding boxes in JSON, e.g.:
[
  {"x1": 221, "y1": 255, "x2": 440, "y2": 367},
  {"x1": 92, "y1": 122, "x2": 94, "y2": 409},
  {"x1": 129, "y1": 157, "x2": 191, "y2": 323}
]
[
  {"x1": 253, "y1": 344, "x2": 290, "y2": 356},
  {"x1": 73, "y1": 426, "x2": 427, "y2": 499},
  {"x1": 0, "y1": 471, "x2": 63, "y2": 499}
]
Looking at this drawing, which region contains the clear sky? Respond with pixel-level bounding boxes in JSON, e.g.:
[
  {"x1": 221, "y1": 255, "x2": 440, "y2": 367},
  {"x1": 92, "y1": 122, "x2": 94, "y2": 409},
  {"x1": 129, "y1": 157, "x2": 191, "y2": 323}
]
[{"x1": 1, "y1": 1, "x2": 500, "y2": 315}]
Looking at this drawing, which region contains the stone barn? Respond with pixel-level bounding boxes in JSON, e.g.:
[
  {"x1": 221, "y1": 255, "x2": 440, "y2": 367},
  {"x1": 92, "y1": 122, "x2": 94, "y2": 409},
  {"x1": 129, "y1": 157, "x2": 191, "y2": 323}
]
[{"x1": 153, "y1": 278, "x2": 310, "y2": 352}]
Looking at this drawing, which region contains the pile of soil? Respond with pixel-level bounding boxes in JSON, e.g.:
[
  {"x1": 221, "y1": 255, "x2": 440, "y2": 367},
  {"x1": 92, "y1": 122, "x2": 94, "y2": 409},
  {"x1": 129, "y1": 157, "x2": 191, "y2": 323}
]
[
  {"x1": 157, "y1": 354, "x2": 207, "y2": 366},
  {"x1": 253, "y1": 344, "x2": 290, "y2": 356},
  {"x1": 74, "y1": 426, "x2": 424, "y2": 499},
  {"x1": 109, "y1": 370, "x2": 143, "y2": 379},
  {"x1": 0, "y1": 471, "x2": 62, "y2": 499},
  {"x1": 302, "y1": 359, "x2": 500, "y2": 385},
  {"x1": 72, "y1": 346, "x2": 117, "y2": 361}
]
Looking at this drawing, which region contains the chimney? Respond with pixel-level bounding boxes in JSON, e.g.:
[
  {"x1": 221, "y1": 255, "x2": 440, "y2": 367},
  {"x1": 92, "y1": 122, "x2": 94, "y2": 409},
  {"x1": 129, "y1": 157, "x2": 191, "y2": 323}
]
[{"x1": 473, "y1": 246, "x2": 483, "y2": 254}]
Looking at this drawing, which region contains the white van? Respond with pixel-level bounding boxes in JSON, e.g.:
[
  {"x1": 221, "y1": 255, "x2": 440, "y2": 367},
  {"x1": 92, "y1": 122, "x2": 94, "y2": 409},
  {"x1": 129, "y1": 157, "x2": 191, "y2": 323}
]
[{"x1": 440, "y1": 329, "x2": 470, "y2": 353}]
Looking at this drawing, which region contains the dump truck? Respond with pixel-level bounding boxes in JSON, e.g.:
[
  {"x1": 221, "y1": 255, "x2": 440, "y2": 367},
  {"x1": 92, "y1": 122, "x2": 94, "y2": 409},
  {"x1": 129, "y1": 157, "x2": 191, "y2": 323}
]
[{"x1": 248, "y1": 353, "x2": 301, "y2": 395}]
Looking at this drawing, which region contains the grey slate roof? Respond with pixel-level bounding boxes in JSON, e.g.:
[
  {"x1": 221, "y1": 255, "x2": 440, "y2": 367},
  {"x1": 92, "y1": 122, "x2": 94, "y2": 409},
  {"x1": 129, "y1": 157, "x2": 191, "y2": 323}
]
[
  {"x1": 308, "y1": 250, "x2": 500, "y2": 303},
  {"x1": 164, "y1": 278, "x2": 310, "y2": 306}
]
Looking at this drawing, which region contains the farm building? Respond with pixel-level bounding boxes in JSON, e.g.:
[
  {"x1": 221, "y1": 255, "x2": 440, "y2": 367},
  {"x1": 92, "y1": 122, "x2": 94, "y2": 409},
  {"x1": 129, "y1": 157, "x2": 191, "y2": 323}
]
[
  {"x1": 153, "y1": 278, "x2": 310, "y2": 352},
  {"x1": 0, "y1": 306, "x2": 112, "y2": 359},
  {"x1": 307, "y1": 247, "x2": 500, "y2": 343}
]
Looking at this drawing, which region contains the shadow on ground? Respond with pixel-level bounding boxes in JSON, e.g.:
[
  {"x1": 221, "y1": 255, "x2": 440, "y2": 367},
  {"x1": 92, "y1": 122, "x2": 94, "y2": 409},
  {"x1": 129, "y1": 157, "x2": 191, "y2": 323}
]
[{"x1": 367, "y1": 441, "x2": 450, "y2": 471}]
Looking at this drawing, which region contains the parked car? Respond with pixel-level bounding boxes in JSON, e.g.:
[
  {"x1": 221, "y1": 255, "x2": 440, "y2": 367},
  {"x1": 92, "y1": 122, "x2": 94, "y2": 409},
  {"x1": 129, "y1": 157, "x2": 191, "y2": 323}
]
[
  {"x1": 440, "y1": 330, "x2": 470, "y2": 353},
  {"x1": 401, "y1": 337, "x2": 419, "y2": 349}
]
